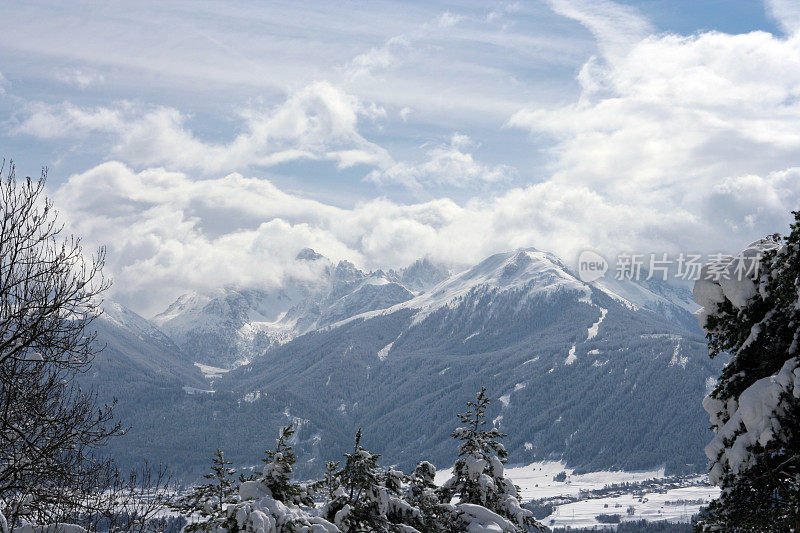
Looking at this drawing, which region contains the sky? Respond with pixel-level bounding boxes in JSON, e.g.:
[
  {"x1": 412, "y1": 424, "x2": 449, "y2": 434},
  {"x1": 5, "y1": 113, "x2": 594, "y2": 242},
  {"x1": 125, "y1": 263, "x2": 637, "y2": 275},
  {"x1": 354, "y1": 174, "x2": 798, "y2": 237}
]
[{"x1": 1, "y1": 0, "x2": 800, "y2": 315}]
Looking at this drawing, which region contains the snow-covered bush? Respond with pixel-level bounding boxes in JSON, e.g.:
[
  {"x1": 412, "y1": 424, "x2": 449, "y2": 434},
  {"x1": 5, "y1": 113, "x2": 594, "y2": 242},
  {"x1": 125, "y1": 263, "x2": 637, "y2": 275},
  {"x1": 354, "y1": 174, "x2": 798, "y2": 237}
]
[
  {"x1": 230, "y1": 495, "x2": 337, "y2": 533},
  {"x1": 231, "y1": 426, "x2": 336, "y2": 533},
  {"x1": 438, "y1": 388, "x2": 545, "y2": 532},
  {"x1": 693, "y1": 220, "x2": 800, "y2": 531}
]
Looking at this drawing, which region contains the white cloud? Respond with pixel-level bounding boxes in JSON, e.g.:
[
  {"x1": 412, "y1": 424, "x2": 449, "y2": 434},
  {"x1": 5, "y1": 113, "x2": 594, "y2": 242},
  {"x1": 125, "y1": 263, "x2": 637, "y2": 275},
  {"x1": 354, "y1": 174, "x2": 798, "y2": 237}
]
[
  {"x1": 55, "y1": 68, "x2": 105, "y2": 89},
  {"x1": 366, "y1": 133, "x2": 516, "y2": 188},
  {"x1": 766, "y1": 0, "x2": 800, "y2": 35},
  {"x1": 53, "y1": 158, "x2": 800, "y2": 316},
  {"x1": 14, "y1": 83, "x2": 515, "y2": 190},
  {"x1": 9, "y1": 0, "x2": 800, "y2": 318},
  {"x1": 437, "y1": 11, "x2": 464, "y2": 28},
  {"x1": 13, "y1": 102, "x2": 124, "y2": 138},
  {"x1": 544, "y1": 0, "x2": 653, "y2": 61},
  {"x1": 510, "y1": 8, "x2": 800, "y2": 249},
  {"x1": 14, "y1": 82, "x2": 392, "y2": 173},
  {"x1": 347, "y1": 35, "x2": 411, "y2": 79}
]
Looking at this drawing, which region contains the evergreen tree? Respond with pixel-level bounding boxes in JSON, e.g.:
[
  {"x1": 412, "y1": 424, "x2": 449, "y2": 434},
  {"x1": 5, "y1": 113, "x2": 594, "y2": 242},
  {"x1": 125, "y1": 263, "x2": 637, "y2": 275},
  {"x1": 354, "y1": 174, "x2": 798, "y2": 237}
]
[
  {"x1": 261, "y1": 425, "x2": 313, "y2": 506},
  {"x1": 314, "y1": 461, "x2": 341, "y2": 501},
  {"x1": 693, "y1": 213, "x2": 800, "y2": 531},
  {"x1": 171, "y1": 448, "x2": 238, "y2": 532},
  {"x1": 405, "y1": 461, "x2": 452, "y2": 532},
  {"x1": 324, "y1": 429, "x2": 418, "y2": 532},
  {"x1": 439, "y1": 388, "x2": 545, "y2": 531}
]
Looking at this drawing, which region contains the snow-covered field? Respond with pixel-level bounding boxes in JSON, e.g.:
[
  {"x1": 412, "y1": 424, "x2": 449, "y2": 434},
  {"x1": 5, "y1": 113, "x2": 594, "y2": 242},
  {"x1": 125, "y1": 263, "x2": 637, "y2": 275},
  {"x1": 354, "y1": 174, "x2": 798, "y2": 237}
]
[
  {"x1": 504, "y1": 461, "x2": 665, "y2": 500},
  {"x1": 194, "y1": 362, "x2": 229, "y2": 379},
  {"x1": 541, "y1": 485, "x2": 719, "y2": 529},
  {"x1": 436, "y1": 461, "x2": 719, "y2": 529}
]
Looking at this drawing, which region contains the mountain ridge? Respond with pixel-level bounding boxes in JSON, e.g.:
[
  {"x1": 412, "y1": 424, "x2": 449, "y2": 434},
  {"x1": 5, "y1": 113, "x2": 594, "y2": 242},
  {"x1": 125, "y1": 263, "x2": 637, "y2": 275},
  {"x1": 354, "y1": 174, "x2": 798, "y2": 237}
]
[{"x1": 89, "y1": 246, "x2": 718, "y2": 480}]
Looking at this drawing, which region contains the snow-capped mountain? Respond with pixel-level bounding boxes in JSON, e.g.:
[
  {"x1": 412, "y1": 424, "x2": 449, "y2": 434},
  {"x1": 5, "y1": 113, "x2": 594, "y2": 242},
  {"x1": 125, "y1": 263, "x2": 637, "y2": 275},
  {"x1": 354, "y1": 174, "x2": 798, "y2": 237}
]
[
  {"x1": 153, "y1": 248, "x2": 694, "y2": 368},
  {"x1": 212, "y1": 247, "x2": 717, "y2": 476},
  {"x1": 91, "y1": 300, "x2": 206, "y2": 385},
  {"x1": 152, "y1": 250, "x2": 448, "y2": 367},
  {"x1": 92, "y1": 247, "x2": 719, "y2": 480}
]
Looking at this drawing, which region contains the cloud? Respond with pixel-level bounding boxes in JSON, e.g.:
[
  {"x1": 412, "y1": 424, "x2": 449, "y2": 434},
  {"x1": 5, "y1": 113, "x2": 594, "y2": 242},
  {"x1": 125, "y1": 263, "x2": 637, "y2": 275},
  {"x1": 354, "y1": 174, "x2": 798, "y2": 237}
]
[
  {"x1": 347, "y1": 35, "x2": 411, "y2": 79},
  {"x1": 13, "y1": 102, "x2": 124, "y2": 138},
  {"x1": 510, "y1": 7, "x2": 800, "y2": 248},
  {"x1": 53, "y1": 157, "x2": 800, "y2": 316},
  {"x1": 55, "y1": 68, "x2": 105, "y2": 89},
  {"x1": 13, "y1": 82, "x2": 515, "y2": 191},
  {"x1": 765, "y1": 0, "x2": 800, "y2": 35},
  {"x1": 544, "y1": 0, "x2": 653, "y2": 61},
  {"x1": 14, "y1": 82, "x2": 392, "y2": 173},
  {"x1": 366, "y1": 133, "x2": 516, "y2": 188},
  {"x1": 10, "y1": 0, "x2": 800, "y2": 318},
  {"x1": 437, "y1": 12, "x2": 464, "y2": 28}
]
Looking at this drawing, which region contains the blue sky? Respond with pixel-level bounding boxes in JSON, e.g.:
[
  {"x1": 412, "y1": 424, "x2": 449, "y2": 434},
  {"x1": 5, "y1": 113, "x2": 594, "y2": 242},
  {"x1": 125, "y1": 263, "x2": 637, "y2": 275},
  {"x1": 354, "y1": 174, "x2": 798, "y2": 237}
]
[{"x1": 1, "y1": 0, "x2": 800, "y2": 313}]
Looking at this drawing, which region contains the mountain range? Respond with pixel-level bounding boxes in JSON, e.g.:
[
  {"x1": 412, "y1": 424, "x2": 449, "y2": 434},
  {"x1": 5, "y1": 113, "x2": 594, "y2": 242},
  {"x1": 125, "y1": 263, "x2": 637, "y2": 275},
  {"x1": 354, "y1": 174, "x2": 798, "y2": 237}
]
[{"x1": 84, "y1": 247, "x2": 722, "y2": 480}]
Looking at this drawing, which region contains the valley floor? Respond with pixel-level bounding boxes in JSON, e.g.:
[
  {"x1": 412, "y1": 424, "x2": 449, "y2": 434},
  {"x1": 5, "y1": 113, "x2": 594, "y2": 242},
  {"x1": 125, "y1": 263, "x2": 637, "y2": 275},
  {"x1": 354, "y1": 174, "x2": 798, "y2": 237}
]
[{"x1": 437, "y1": 461, "x2": 719, "y2": 530}]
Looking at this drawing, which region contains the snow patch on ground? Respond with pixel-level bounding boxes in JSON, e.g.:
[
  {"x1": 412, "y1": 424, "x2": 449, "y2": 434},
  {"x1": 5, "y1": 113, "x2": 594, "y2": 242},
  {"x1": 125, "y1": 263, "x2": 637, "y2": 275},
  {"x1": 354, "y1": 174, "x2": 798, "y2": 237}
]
[
  {"x1": 499, "y1": 394, "x2": 511, "y2": 408},
  {"x1": 377, "y1": 341, "x2": 394, "y2": 361},
  {"x1": 243, "y1": 390, "x2": 261, "y2": 403},
  {"x1": 669, "y1": 341, "x2": 688, "y2": 368},
  {"x1": 194, "y1": 362, "x2": 229, "y2": 379},
  {"x1": 455, "y1": 461, "x2": 718, "y2": 529},
  {"x1": 586, "y1": 307, "x2": 607, "y2": 341},
  {"x1": 183, "y1": 386, "x2": 214, "y2": 395},
  {"x1": 565, "y1": 345, "x2": 577, "y2": 365}
]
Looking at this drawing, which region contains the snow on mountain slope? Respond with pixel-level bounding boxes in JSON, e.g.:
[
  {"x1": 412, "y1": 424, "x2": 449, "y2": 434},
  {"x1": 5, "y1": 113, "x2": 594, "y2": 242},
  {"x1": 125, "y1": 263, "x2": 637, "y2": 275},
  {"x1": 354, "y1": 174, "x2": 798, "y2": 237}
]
[
  {"x1": 325, "y1": 248, "x2": 696, "y2": 333},
  {"x1": 216, "y1": 244, "x2": 718, "y2": 478},
  {"x1": 152, "y1": 286, "x2": 310, "y2": 367},
  {"x1": 592, "y1": 275, "x2": 698, "y2": 313},
  {"x1": 402, "y1": 249, "x2": 589, "y2": 318},
  {"x1": 89, "y1": 300, "x2": 206, "y2": 387},
  {"x1": 103, "y1": 300, "x2": 178, "y2": 345},
  {"x1": 152, "y1": 250, "x2": 445, "y2": 367},
  {"x1": 150, "y1": 246, "x2": 698, "y2": 368}
]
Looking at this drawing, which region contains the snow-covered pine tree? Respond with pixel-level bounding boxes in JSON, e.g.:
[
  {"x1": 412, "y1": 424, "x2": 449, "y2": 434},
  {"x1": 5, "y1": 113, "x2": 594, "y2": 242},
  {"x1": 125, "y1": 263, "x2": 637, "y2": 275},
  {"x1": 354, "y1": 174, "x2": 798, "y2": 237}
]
[
  {"x1": 314, "y1": 461, "x2": 341, "y2": 501},
  {"x1": 693, "y1": 215, "x2": 800, "y2": 531},
  {"x1": 260, "y1": 425, "x2": 313, "y2": 506},
  {"x1": 171, "y1": 448, "x2": 238, "y2": 532},
  {"x1": 439, "y1": 388, "x2": 545, "y2": 532},
  {"x1": 232, "y1": 426, "x2": 338, "y2": 532},
  {"x1": 323, "y1": 429, "x2": 420, "y2": 532},
  {"x1": 404, "y1": 461, "x2": 452, "y2": 532}
]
